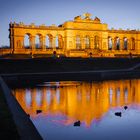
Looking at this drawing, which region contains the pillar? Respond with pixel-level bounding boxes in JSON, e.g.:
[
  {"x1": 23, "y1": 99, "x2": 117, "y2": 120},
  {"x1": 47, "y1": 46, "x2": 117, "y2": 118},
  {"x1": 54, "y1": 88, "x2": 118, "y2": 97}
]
[
  {"x1": 73, "y1": 37, "x2": 76, "y2": 49},
  {"x1": 52, "y1": 37, "x2": 56, "y2": 49},
  {"x1": 120, "y1": 39, "x2": 124, "y2": 50},
  {"x1": 9, "y1": 28, "x2": 14, "y2": 53},
  {"x1": 58, "y1": 36, "x2": 63, "y2": 49},
  {"x1": 113, "y1": 38, "x2": 116, "y2": 50},
  {"x1": 129, "y1": 39, "x2": 132, "y2": 50},
  {"x1": 39, "y1": 36, "x2": 43, "y2": 49},
  {"x1": 127, "y1": 39, "x2": 130, "y2": 50},
  {"x1": 42, "y1": 36, "x2": 46, "y2": 51},
  {"x1": 99, "y1": 38, "x2": 102, "y2": 50},
  {"x1": 81, "y1": 37, "x2": 85, "y2": 49},
  {"x1": 30, "y1": 36, "x2": 35, "y2": 53},
  {"x1": 90, "y1": 37, "x2": 94, "y2": 49},
  {"x1": 49, "y1": 37, "x2": 53, "y2": 48}
]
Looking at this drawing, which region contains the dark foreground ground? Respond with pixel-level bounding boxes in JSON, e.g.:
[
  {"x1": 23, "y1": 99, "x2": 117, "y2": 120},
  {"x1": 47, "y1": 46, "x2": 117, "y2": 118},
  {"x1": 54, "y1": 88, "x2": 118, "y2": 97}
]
[
  {"x1": 0, "y1": 57, "x2": 140, "y2": 88},
  {"x1": 0, "y1": 86, "x2": 19, "y2": 139},
  {"x1": 0, "y1": 57, "x2": 140, "y2": 139},
  {"x1": 0, "y1": 57, "x2": 140, "y2": 74}
]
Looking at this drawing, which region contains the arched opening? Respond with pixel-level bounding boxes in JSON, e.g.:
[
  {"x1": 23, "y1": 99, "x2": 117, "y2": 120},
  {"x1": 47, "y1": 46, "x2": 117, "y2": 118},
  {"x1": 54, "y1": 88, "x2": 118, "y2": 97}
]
[
  {"x1": 58, "y1": 35, "x2": 63, "y2": 48},
  {"x1": 85, "y1": 36, "x2": 90, "y2": 48},
  {"x1": 46, "y1": 35, "x2": 49, "y2": 48},
  {"x1": 76, "y1": 35, "x2": 81, "y2": 49},
  {"x1": 46, "y1": 34, "x2": 53, "y2": 48},
  {"x1": 131, "y1": 38, "x2": 135, "y2": 50},
  {"x1": 115, "y1": 37, "x2": 120, "y2": 50},
  {"x1": 94, "y1": 36, "x2": 99, "y2": 49},
  {"x1": 55, "y1": 36, "x2": 59, "y2": 48},
  {"x1": 108, "y1": 37, "x2": 113, "y2": 50},
  {"x1": 55, "y1": 35, "x2": 63, "y2": 48},
  {"x1": 35, "y1": 34, "x2": 42, "y2": 49},
  {"x1": 24, "y1": 34, "x2": 30, "y2": 49},
  {"x1": 124, "y1": 38, "x2": 128, "y2": 50}
]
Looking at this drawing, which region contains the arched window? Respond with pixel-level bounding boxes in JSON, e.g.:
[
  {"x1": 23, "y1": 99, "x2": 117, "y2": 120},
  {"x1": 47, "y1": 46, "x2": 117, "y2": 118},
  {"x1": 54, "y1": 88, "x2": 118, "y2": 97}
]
[
  {"x1": 24, "y1": 34, "x2": 30, "y2": 48},
  {"x1": 94, "y1": 36, "x2": 99, "y2": 49},
  {"x1": 35, "y1": 35, "x2": 40, "y2": 49},
  {"x1": 131, "y1": 38, "x2": 135, "y2": 50},
  {"x1": 56, "y1": 35, "x2": 63, "y2": 48},
  {"x1": 116, "y1": 37, "x2": 120, "y2": 50},
  {"x1": 56, "y1": 35, "x2": 59, "y2": 48},
  {"x1": 46, "y1": 34, "x2": 53, "y2": 48},
  {"x1": 108, "y1": 37, "x2": 113, "y2": 50},
  {"x1": 76, "y1": 35, "x2": 81, "y2": 49},
  {"x1": 46, "y1": 35, "x2": 49, "y2": 48},
  {"x1": 124, "y1": 38, "x2": 128, "y2": 50},
  {"x1": 85, "y1": 36, "x2": 90, "y2": 48}
]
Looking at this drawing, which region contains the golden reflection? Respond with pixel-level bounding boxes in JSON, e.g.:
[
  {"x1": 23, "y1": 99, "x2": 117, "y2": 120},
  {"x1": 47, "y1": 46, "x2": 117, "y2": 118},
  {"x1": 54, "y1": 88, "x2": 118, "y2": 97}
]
[{"x1": 12, "y1": 80, "x2": 140, "y2": 126}]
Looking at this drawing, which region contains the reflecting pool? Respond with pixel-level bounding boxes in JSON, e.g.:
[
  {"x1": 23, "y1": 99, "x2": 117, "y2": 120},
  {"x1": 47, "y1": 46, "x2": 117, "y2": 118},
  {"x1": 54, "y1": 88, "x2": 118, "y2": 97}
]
[{"x1": 12, "y1": 80, "x2": 140, "y2": 140}]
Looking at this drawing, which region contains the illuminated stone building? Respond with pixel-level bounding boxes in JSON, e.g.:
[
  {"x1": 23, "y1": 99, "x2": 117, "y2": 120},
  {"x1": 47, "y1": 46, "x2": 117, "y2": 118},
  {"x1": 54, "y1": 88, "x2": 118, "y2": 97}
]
[{"x1": 2, "y1": 13, "x2": 140, "y2": 57}]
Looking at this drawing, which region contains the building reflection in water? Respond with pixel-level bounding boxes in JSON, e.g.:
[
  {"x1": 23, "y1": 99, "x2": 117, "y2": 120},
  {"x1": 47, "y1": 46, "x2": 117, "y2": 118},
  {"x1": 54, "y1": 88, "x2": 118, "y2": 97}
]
[{"x1": 12, "y1": 80, "x2": 140, "y2": 127}]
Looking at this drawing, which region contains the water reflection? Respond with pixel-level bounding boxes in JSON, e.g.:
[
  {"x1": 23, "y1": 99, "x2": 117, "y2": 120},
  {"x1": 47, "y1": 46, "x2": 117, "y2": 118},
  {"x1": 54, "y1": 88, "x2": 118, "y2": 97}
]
[{"x1": 12, "y1": 80, "x2": 140, "y2": 127}]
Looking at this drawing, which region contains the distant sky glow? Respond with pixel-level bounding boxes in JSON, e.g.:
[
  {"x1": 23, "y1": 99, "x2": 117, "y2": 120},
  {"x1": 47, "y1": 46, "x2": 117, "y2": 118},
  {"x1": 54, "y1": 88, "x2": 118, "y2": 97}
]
[{"x1": 0, "y1": 0, "x2": 140, "y2": 46}]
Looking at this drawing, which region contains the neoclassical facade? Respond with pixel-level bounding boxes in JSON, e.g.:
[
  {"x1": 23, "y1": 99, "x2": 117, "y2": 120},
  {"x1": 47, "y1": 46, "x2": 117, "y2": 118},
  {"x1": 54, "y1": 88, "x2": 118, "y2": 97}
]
[{"x1": 2, "y1": 13, "x2": 140, "y2": 57}]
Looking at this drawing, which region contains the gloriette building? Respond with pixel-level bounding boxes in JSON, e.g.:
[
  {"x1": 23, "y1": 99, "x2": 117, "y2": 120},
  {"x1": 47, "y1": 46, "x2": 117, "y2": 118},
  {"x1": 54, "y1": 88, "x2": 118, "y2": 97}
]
[{"x1": 1, "y1": 13, "x2": 140, "y2": 57}]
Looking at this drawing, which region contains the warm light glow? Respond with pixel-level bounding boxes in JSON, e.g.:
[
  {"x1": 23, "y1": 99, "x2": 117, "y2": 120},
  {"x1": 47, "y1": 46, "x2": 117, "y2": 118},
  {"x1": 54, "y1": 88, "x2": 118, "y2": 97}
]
[
  {"x1": 2, "y1": 13, "x2": 140, "y2": 57},
  {"x1": 12, "y1": 79, "x2": 140, "y2": 127}
]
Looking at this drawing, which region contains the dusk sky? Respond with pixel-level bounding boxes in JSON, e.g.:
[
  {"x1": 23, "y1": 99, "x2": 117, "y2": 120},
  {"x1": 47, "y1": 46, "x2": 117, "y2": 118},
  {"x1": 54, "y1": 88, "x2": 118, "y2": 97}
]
[{"x1": 0, "y1": 0, "x2": 140, "y2": 46}]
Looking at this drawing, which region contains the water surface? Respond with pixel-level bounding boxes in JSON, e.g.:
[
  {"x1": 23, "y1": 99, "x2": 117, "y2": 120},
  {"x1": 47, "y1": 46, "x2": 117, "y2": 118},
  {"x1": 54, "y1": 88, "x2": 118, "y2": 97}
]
[{"x1": 12, "y1": 80, "x2": 140, "y2": 140}]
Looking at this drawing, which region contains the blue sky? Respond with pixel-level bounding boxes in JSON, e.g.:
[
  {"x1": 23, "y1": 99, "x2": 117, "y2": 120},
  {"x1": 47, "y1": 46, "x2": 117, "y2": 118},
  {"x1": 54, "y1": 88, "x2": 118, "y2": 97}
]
[{"x1": 0, "y1": 0, "x2": 140, "y2": 46}]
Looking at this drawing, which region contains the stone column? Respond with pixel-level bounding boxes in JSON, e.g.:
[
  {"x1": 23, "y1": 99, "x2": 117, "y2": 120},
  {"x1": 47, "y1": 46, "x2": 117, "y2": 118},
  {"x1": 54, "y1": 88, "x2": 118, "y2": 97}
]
[
  {"x1": 59, "y1": 37, "x2": 63, "y2": 49},
  {"x1": 52, "y1": 37, "x2": 56, "y2": 49},
  {"x1": 9, "y1": 28, "x2": 14, "y2": 54},
  {"x1": 99, "y1": 38, "x2": 102, "y2": 50},
  {"x1": 39, "y1": 36, "x2": 43, "y2": 49},
  {"x1": 127, "y1": 39, "x2": 130, "y2": 50},
  {"x1": 49, "y1": 38, "x2": 53, "y2": 48},
  {"x1": 90, "y1": 37, "x2": 94, "y2": 49},
  {"x1": 30, "y1": 36, "x2": 35, "y2": 54},
  {"x1": 61, "y1": 38, "x2": 64, "y2": 49},
  {"x1": 81, "y1": 37, "x2": 85, "y2": 49},
  {"x1": 62, "y1": 37, "x2": 66, "y2": 50},
  {"x1": 135, "y1": 40, "x2": 137, "y2": 50},
  {"x1": 73, "y1": 37, "x2": 76, "y2": 49},
  {"x1": 120, "y1": 39, "x2": 124, "y2": 50},
  {"x1": 113, "y1": 39, "x2": 116, "y2": 50},
  {"x1": 42, "y1": 36, "x2": 46, "y2": 51}
]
